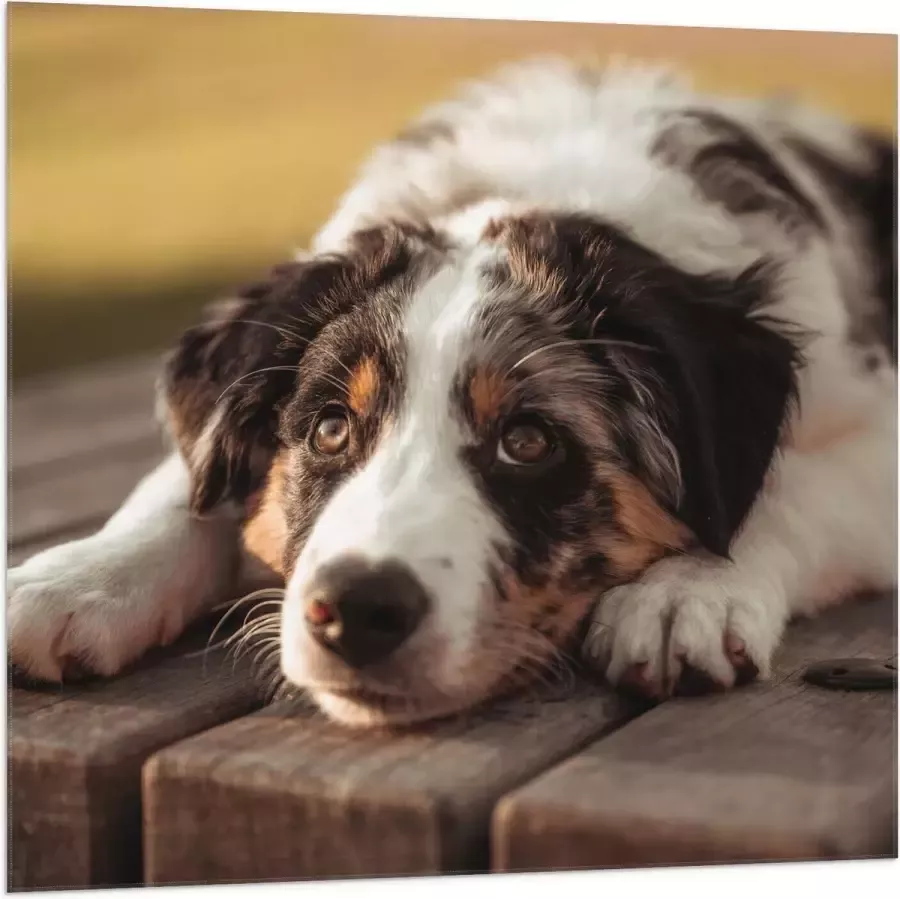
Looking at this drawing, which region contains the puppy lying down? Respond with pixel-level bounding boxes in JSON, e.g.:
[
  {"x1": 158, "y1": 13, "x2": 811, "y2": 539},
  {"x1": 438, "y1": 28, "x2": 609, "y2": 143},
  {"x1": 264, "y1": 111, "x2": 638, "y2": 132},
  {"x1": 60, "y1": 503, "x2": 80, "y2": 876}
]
[{"x1": 8, "y1": 58, "x2": 897, "y2": 728}]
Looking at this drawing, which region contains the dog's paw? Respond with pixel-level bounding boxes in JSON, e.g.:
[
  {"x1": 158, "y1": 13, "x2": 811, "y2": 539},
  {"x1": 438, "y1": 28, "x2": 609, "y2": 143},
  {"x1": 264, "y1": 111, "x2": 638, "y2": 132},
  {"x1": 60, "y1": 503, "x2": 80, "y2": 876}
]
[
  {"x1": 7, "y1": 534, "x2": 202, "y2": 683},
  {"x1": 583, "y1": 554, "x2": 788, "y2": 700}
]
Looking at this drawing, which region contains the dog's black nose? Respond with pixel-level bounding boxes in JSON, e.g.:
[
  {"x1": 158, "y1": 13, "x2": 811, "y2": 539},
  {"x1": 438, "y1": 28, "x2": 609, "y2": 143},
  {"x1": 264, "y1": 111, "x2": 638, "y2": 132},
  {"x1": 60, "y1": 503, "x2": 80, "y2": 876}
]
[{"x1": 304, "y1": 557, "x2": 430, "y2": 668}]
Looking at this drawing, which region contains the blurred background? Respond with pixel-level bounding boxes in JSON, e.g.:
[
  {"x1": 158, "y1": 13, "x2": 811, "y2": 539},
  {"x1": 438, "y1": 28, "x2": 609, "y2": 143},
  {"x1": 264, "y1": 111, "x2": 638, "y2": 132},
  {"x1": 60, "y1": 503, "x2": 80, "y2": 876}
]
[{"x1": 7, "y1": 3, "x2": 897, "y2": 383}]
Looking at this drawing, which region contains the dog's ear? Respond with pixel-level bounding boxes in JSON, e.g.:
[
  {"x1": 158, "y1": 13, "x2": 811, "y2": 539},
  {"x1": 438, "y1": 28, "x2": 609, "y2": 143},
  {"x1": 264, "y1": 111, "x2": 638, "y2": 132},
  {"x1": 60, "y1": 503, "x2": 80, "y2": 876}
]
[
  {"x1": 160, "y1": 225, "x2": 432, "y2": 516},
  {"x1": 600, "y1": 263, "x2": 804, "y2": 557},
  {"x1": 160, "y1": 258, "x2": 348, "y2": 516},
  {"x1": 491, "y1": 213, "x2": 804, "y2": 558}
]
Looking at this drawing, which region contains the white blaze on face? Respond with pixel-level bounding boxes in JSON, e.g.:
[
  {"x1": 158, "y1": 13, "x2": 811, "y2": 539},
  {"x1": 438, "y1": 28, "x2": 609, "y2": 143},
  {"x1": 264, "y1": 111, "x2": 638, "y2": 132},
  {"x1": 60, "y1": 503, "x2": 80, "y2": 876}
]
[{"x1": 281, "y1": 247, "x2": 509, "y2": 690}]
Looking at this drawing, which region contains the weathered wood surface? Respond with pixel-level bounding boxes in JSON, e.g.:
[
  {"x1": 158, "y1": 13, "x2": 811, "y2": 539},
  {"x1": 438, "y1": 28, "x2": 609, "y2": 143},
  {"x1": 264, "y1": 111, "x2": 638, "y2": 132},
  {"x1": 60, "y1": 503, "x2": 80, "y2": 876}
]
[
  {"x1": 493, "y1": 592, "x2": 898, "y2": 872},
  {"x1": 9, "y1": 354, "x2": 162, "y2": 475},
  {"x1": 9, "y1": 441, "x2": 169, "y2": 548},
  {"x1": 9, "y1": 355, "x2": 166, "y2": 548},
  {"x1": 143, "y1": 681, "x2": 645, "y2": 885},
  {"x1": 9, "y1": 640, "x2": 263, "y2": 890},
  {"x1": 7, "y1": 357, "x2": 263, "y2": 891}
]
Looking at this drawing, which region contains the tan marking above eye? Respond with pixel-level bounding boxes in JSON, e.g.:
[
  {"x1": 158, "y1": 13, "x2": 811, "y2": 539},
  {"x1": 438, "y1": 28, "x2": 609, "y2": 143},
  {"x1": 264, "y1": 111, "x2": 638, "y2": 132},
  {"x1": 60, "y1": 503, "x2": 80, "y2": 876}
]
[
  {"x1": 313, "y1": 410, "x2": 350, "y2": 454},
  {"x1": 469, "y1": 367, "x2": 510, "y2": 427},
  {"x1": 347, "y1": 356, "x2": 380, "y2": 416}
]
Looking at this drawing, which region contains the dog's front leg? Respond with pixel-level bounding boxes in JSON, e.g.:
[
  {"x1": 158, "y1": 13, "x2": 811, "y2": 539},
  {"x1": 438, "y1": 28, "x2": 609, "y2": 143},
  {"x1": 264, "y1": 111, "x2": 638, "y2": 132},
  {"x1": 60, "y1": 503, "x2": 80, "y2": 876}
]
[
  {"x1": 583, "y1": 415, "x2": 897, "y2": 698},
  {"x1": 7, "y1": 452, "x2": 242, "y2": 682}
]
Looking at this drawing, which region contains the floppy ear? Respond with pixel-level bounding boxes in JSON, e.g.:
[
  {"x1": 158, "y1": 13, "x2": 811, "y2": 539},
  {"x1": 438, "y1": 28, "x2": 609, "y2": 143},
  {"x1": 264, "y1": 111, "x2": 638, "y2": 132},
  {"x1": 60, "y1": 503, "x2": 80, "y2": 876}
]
[
  {"x1": 160, "y1": 225, "x2": 435, "y2": 516},
  {"x1": 603, "y1": 263, "x2": 803, "y2": 557},
  {"x1": 159, "y1": 258, "x2": 348, "y2": 516},
  {"x1": 492, "y1": 212, "x2": 804, "y2": 558}
]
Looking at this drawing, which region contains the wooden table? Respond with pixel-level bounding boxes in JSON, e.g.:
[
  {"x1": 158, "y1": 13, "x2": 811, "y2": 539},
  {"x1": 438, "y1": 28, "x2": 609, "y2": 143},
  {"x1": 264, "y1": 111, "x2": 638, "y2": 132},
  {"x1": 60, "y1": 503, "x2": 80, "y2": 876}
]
[{"x1": 7, "y1": 356, "x2": 898, "y2": 890}]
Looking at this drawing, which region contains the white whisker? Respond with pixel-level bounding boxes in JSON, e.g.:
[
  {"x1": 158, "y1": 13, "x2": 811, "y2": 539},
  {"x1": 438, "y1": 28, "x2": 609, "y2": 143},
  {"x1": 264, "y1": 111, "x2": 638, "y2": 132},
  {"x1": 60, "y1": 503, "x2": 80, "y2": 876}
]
[{"x1": 215, "y1": 367, "x2": 300, "y2": 405}]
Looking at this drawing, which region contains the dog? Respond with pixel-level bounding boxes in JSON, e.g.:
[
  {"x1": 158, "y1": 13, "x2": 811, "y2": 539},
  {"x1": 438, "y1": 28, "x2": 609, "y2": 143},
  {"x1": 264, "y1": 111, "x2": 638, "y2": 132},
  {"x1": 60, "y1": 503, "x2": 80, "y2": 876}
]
[{"x1": 7, "y1": 58, "x2": 897, "y2": 728}]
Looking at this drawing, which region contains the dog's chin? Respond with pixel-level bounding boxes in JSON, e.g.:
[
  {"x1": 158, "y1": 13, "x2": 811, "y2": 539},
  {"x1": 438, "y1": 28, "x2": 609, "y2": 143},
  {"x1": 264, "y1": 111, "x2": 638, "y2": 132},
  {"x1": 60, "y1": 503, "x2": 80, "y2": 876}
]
[{"x1": 307, "y1": 684, "x2": 490, "y2": 730}]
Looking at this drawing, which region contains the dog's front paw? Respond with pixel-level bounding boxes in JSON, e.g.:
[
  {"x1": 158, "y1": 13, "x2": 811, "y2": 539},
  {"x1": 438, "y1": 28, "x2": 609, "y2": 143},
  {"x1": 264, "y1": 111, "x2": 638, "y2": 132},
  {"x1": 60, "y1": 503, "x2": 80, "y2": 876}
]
[
  {"x1": 7, "y1": 535, "x2": 195, "y2": 683},
  {"x1": 583, "y1": 555, "x2": 788, "y2": 700}
]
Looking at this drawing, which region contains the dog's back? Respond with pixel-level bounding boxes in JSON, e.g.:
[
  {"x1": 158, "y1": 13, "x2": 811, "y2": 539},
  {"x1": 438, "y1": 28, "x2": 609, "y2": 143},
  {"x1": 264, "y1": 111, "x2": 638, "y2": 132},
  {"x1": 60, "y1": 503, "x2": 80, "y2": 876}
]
[{"x1": 316, "y1": 57, "x2": 895, "y2": 363}]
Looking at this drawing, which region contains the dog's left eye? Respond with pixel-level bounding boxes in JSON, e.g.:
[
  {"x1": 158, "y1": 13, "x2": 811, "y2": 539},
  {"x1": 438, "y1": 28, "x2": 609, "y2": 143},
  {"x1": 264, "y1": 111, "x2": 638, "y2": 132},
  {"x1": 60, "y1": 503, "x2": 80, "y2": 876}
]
[
  {"x1": 311, "y1": 407, "x2": 351, "y2": 455},
  {"x1": 497, "y1": 418, "x2": 555, "y2": 467}
]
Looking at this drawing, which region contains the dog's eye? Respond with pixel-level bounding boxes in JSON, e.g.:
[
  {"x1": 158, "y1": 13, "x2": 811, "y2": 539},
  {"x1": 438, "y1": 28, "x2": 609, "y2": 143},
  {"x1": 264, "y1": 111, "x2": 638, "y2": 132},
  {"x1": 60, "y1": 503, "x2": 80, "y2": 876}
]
[
  {"x1": 497, "y1": 418, "x2": 555, "y2": 466},
  {"x1": 311, "y1": 408, "x2": 350, "y2": 455}
]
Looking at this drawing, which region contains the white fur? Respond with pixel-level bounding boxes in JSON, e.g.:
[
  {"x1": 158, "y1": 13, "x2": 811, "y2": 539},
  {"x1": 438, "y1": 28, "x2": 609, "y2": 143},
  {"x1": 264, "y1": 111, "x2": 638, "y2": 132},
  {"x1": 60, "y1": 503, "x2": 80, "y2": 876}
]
[
  {"x1": 282, "y1": 247, "x2": 510, "y2": 709},
  {"x1": 315, "y1": 63, "x2": 761, "y2": 279},
  {"x1": 7, "y1": 453, "x2": 239, "y2": 681}
]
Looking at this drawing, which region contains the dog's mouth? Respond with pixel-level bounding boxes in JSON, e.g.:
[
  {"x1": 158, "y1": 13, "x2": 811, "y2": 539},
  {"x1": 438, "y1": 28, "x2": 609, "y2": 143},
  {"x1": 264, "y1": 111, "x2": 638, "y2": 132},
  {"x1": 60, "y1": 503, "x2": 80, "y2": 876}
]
[
  {"x1": 304, "y1": 641, "x2": 578, "y2": 728},
  {"x1": 294, "y1": 615, "x2": 586, "y2": 729}
]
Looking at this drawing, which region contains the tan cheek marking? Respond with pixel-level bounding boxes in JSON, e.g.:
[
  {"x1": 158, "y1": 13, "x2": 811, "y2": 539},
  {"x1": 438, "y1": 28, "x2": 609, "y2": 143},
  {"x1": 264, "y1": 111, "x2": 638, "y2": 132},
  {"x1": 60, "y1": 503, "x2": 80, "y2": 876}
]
[
  {"x1": 500, "y1": 574, "x2": 593, "y2": 648},
  {"x1": 242, "y1": 452, "x2": 290, "y2": 577},
  {"x1": 347, "y1": 356, "x2": 380, "y2": 417},
  {"x1": 603, "y1": 469, "x2": 692, "y2": 580},
  {"x1": 469, "y1": 368, "x2": 510, "y2": 428},
  {"x1": 603, "y1": 536, "x2": 665, "y2": 584}
]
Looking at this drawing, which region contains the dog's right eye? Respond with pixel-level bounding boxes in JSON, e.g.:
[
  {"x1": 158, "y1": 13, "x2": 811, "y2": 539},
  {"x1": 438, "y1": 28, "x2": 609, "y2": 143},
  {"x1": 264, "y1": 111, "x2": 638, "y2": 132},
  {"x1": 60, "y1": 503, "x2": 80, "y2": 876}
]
[
  {"x1": 496, "y1": 415, "x2": 560, "y2": 468},
  {"x1": 311, "y1": 408, "x2": 350, "y2": 455}
]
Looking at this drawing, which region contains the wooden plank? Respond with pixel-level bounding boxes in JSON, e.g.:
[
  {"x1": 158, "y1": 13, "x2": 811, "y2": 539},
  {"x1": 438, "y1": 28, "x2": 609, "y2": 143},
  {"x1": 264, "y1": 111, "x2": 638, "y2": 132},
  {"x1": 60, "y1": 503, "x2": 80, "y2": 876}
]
[
  {"x1": 8, "y1": 436, "x2": 166, "y2": 547},
  {"x1": 8, "y1": 621, "x2": 264, "y2": 891},
  {"x1": 9, "y1": 354, "x2": 162, "y2": 476},
  {"x1": 10, "y1": 353, "x2": 159, "y2": 410},
  {"x1": 493, "y1": 592, "x2": 898, "y2": 872},
  {"x1": 8, "y1": 353, "x2": 166, "y2": 552},
  {"x1": 143, "y1": 678, "x2": 649, "y2": 884}
]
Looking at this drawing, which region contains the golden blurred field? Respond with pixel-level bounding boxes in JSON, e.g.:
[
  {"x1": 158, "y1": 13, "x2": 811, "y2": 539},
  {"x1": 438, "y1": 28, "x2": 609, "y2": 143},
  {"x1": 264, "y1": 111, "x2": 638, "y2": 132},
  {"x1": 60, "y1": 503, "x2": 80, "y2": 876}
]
[{"x1": 7, "y1": 3, "x2": 898, "y2": 381}]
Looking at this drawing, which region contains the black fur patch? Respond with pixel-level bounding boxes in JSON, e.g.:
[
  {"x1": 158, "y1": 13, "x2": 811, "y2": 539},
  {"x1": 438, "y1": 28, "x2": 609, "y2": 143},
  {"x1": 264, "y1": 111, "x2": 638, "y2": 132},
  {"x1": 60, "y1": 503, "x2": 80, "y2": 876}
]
[
  {"x1": 461, "y1": 420, "x2": 617, "y2": 590},
  {"x1": 786, "y1": 133, "x2": 897, "y2": 362},
  {"x1": 653, "y1": 108, "x2": 825, "y2": 231}
]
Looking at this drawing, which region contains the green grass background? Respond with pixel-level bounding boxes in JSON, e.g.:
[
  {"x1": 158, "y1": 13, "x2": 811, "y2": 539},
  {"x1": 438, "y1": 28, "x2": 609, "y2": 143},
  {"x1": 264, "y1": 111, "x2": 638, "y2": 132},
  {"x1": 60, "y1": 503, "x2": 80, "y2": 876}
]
[{"x1": 7, "y1": 3, "x2": 897, "y2": 382}]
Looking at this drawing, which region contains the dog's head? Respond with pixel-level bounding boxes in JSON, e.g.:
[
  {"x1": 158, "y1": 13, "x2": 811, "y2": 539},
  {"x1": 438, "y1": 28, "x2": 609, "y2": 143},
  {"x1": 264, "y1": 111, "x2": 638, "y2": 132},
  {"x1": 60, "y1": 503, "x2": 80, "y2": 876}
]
[{"x1": 161, "y1": 213, "x2": 800, "y2": 727}]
